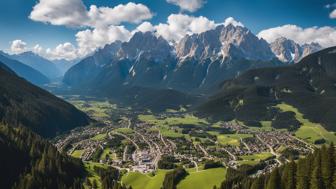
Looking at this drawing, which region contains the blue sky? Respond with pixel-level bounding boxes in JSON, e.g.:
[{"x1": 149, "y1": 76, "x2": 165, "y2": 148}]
[{"x1": 0, "y1": 0, "x2": 335, "y2": 60}]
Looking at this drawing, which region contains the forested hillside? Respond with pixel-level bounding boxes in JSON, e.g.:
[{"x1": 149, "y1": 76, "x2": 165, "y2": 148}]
[
  {"x1": 0, "y1": 124, "x2": 85, "y2": 189},
  {"x1": 198, "y1": 47, "x2": 336, "y2": 131},
  {"x1": 0, "y1": 62, "x2": 90, "y2": 137},
  {"x1": 220, "y1": 144, "x2": 336, "y2": 189}
]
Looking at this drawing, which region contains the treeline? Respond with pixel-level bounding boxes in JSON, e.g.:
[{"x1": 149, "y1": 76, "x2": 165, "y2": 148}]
[
  {"x1": 220, "y1": 144, "x2": 336, "y2": 189},
  {"x1": 162, "y1": 167, "x2": 188, "y2": 189},
  {"x1": 91, "y1": 166, "x2": 132, "y2": 189},
  {"x1": 0, "y1": 124, "x2": 85, "y2": 189}
]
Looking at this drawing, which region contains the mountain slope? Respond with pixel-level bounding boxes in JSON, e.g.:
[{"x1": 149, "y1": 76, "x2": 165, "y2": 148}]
[
  {"x1": 10, "y1": 51, "x2": 62, "y2": 79},
  {"x1": 0, "y1": 124, "x2": 85, "y2": 189},
  {"x1": 111, "y1": 86, "x2": 201, "y2": 112},
  {"x1": 197, "y1": 47, "x2": 336, "y2": 131},
  {"x1": 0, "y1": 61, "x2": 90, "y2": 137},
  {"x1": 63, "y1": 41, "x2": 122, "y2": 87},
  {"x1": 0, "y1": 52, "x2": 49, "y2": 85}
]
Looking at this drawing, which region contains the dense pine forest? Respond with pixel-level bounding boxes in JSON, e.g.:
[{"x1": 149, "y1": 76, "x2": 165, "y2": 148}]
[
  {"x1": 0, "y1": 124, "x2": 134, "y2": 189},
  {"x1": 0, "y1": 124, "x2": 85, "y2": 189},
  {"x1": 219, "y1": 144, "x2": 336, "y2": 189}
]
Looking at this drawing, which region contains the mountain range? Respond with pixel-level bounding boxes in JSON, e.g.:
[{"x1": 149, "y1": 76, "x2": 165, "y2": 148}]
[
  {"x1": 63, "y1": 24, "x2": 322, "y2": 98},
  {"x1": 9, "y1": 51, "x2": 62, "y2": 79},
  {"x1": 0, "y1": 51, "x2": 50, "y2": 85}
]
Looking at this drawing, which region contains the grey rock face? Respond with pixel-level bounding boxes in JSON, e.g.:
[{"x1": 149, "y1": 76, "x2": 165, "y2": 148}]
[
  {"x1": 270, "y1": 37, "x2": 322, "y2": 63},
  {"x1": 176, "y1": 24, "x2": 275, "y2": 62}
]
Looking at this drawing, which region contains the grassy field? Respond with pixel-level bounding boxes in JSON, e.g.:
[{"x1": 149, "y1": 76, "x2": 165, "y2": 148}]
[
  {"x1": 100, "y1": 148, "x2": 117, "y2": 161},
  {"x1": 177, "y1": 168, "x2": 226, "y2": 189},
  {"x1": 122, "y1": 168, "x2": 226, "y2": 189},
  {"x1": 238, "y1": 152, "x2": 274, "y2": 165},
  {"x1": 217, "y1": 134, "x2": 253, "y2": 146},
  {"x1": 115, "y1": 127, "x2": 134, "y2": 134},
  {"x1": 121, "y1": 170, "x2": 169, "y2": 189},
  {"x1": 138, "y1": 114, "x2": 208, "y2": 138},
  {"x1": 158, "y1": 127, "x2": 184, "y2": 138},
  {"x1": 276, "y1": 103, "x2": 336, "y2": 144},
  {"x1": 70, "y1": 100, "x2": 116, "y2": 119},
  {"x1": 138, "y1": 114, "x2": 208, "y2": 127},
  {"x1": 91, "y1": 133, "x2": 107, "y2": 141},
  {"x1": 71, "y1": 150, "x2": 84, "y2": 158}
]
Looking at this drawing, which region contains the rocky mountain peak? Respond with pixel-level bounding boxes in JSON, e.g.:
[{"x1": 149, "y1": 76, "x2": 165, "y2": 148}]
[
  {"x1": 176, "y1": 24, "x2": 275, "y2": 62},
  {"x1": 302, "y1": 42, "x2": 322, "y2": 58},
  {"x1": 270, "y1": 37, "x2": 322, "y2": 63},
  {"x1": 270, "y1": 37, "x2": 302, "y2": 62},
  {"x1": 118, "y1": 31, "x2": 173, "y2": 61}
]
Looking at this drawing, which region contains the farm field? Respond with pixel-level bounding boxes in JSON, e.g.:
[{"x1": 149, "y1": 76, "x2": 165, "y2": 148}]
[
  {"x1": 238, "y1": 152, "x2": 274, "y2": 165},
  {"x1": 177, "y1": 168, "x2": 227, "y2": 189},
  {"x1": 217, "y1": 133, "x2": 253, "y2": 146}
]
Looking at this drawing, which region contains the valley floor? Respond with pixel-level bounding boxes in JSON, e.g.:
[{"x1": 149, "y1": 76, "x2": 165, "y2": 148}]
[{"x1": 53, "y1": 95, "x2": 336, "y2": 189}]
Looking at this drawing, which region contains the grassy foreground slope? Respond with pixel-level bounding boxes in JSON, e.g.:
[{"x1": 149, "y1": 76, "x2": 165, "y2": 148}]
[
  {"x1": 122, "y1": 168, "x2": 226, "y2": 189},
  {"x1": 177, "y1": 168, "x2": 226, "y2": 189},
  {"x1": 122, "y1": 170, "x2": 169, "y2": 189}
]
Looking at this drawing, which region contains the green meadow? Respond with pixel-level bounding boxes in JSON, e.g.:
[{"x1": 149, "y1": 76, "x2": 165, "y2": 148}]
[
  {"x1": 122, "y1": 168, "x2": 227, "y2": 189},
  {"x1": 276, "y1": 103, "x2": 336, "y2": 144}
]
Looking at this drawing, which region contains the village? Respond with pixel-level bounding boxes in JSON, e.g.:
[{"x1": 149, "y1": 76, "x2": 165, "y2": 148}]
[{"x1": 54, "y1": 110, "x2": 314, "y2": 176}]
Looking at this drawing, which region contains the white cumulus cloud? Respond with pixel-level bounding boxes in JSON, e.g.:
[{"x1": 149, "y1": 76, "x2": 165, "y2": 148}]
[
  {"x1": 135, "y1": 22, "x2": 155, "y2": 33},
  {"x1": 223, "y1": 17, "x2": 244, "y2": 27},
  {"x1": 258, "y1": 24, "x2": 336, "y2": 47},
  {"x1": 30, "y1": 0, "x2": 153, "y2": 28},
  {"x1": 10, "y1": 40, "x2": 27, "y2": 54},
  {"x1": 155, "y1": 14, "x2": 216, "y2": 42},
  {"x1": 330, "y1": 9, "x2": 336, "y2": 19},
  {"x1": 167, "y1": 0, "x2": 205, "y2": 12},
  {"x1": 29, "y1": 0, "x2": 89, "y2": 27},
  {"x1": 45, "y1": 43, "x2": 79, "y2": 60},
  {"x1": 87, "y1": 3, "x2": 153, "y2": 28},
  {"x1": 75, "y1": 26, "x2": 132, "y2": 56}
]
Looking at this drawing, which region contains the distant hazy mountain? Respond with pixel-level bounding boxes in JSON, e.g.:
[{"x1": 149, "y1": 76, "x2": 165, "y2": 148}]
[
  {"x1": 9, "y1": 51, "x2": 62, "y2": 79},
  {"x1": 270, "y1": 37, "x2": 322, "y2": 63},
  {"x1": 0, "y1": 51, "x2": 49, "y2": 85},
  {"x1": 197, "y1": 47, "x2": 336, "y2": 131},
  {"x1": 0, "y1": 61, "x2": 90, "y2": 137},
  {"x1": 52, "y1": 58, "x2": 79, "y2": 75}
]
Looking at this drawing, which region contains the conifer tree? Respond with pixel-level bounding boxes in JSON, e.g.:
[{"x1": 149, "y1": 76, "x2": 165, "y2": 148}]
[
  {"x1": 266, "y1": 168, "x2": 281, "y2": 189},
  {"x1": 251, "y1": 177, "x2": 263, "y2": 189},
  {"x1": 310, "y1": 151, "x2": 323, "y2": 189},
  {"x1": 281, "y1": 161, "x2": 296, "y2": 189}
]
